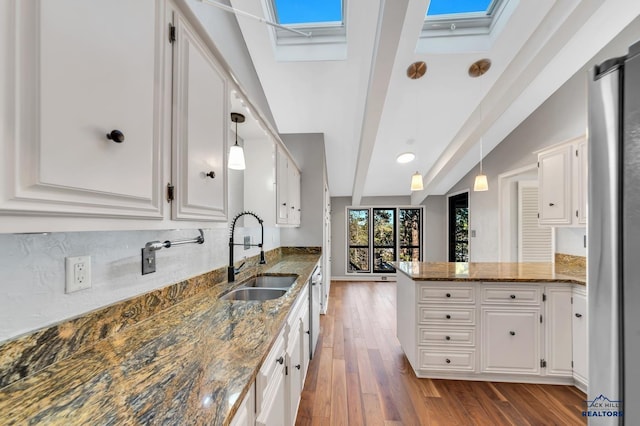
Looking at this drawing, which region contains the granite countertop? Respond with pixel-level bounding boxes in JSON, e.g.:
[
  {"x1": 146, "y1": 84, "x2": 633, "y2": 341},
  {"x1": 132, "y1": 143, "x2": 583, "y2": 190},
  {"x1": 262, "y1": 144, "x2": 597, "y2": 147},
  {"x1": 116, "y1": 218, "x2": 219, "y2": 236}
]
[
  {"x1": 395, "y1": 261, "x2": 585, "y2": 285},
  {"x1": 0, "y1": 253, "x2": 321, "y2": 425}
]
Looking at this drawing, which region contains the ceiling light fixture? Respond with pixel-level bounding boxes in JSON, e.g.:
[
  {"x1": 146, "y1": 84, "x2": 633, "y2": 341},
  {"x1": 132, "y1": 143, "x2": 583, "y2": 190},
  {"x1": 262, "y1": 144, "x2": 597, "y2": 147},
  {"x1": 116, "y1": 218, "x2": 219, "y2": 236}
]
[
  {"x1": 470, "y1": 59, "x2": 490, "y2": 191},
  {"x1": 228, "y1": 112, "x2": 246, "y2": 170},
  {"x1": 396, "y1": 152, "x2": 415, "y2": 163},
  {"x1": 411, "y1": 172, "x2": 424, "y2": 191}
]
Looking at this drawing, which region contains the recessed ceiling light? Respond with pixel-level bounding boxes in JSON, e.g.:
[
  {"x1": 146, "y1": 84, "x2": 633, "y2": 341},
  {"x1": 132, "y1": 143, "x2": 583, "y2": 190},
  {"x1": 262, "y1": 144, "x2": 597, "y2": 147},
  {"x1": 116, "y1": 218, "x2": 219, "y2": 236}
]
[{"x1": 396, "y1": 152, "x2": 415, "y2": 163}]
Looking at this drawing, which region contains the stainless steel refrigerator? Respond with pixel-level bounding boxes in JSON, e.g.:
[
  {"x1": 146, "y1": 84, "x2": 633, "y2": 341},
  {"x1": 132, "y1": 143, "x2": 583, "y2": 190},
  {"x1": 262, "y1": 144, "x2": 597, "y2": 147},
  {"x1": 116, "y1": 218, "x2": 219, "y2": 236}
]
[{"x1": 588, "y1": 40, "x2": 640, "y2": 424}]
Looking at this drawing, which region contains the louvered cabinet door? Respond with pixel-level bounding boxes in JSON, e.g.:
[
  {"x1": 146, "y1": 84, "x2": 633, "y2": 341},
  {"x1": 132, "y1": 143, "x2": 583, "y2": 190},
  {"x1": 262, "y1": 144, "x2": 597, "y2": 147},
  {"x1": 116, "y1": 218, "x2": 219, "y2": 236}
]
[{"x1": 518, "y1": 182, "x2": 552, "y2": 262}]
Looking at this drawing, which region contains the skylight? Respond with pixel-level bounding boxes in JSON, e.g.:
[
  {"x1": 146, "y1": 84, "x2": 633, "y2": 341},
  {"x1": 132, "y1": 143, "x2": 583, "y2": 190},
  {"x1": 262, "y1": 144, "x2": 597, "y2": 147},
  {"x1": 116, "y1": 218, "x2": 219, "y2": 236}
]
[
  {"x1": 427, "y1": 0, "x2": 492, "y2": 17},
  {"x1": 273, "y1": 0, "x2": 343, "y2": 26},
  {"x1": 421, "y1": 0, "x2": 509, "y2": 39}
]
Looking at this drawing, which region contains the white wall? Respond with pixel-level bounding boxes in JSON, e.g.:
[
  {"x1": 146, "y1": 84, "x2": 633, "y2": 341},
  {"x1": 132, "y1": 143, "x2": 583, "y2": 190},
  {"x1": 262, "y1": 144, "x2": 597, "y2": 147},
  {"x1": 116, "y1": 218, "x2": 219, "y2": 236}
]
[
  {"x1": 423, "y1": 195, "x2": 447, "y2": 262},
  {"x1": 442, "y1": 16, "x2": 640, "y2": 262},
  {"x1": 280, "y1": 134, "x2": 327, "y2": 247},
  {"x1": 330, "y1": 196, "x2": 411, "y2": 278}
]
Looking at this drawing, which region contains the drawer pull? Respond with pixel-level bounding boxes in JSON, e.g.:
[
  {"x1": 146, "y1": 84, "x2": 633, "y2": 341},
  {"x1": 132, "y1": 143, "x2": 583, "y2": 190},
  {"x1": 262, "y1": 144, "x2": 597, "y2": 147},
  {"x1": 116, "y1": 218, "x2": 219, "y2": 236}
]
[
  {"x1": 445, "y1": 358, "x2": 451, "y2": 364},
  {"x1": 510, "y1": 294, "x2": 516, "y2": 299},
  {"x1": 276, "y1": 356, "x2": 284, "y2": 365},
  {"x1": 106, "y1": 129, "x2": 124, "y2": 143},
  {"x1": 575, "y1": 313, "x2": 583, "y2": 318},
  {"x1": 445, "y1": 336, "x2": 451, "y2": 341},
  {"x1": 295, "y1": 364, "x2": 301, "y2": 370},
  {"x1": 446, "y1": 293, "x2": 451, "y2": 298},
  {"x1": 509, "y1": 331, "x2": 516, "y2": 336},
  {"x1": 549, "y1": 202, "x2": 555, "y2": 206},
  {"x1": 445, "y1": 314, "x2": 451, "y2": 319},
  {"x1": 205, "y1": 171, "x2": 216, "y2": 179}
]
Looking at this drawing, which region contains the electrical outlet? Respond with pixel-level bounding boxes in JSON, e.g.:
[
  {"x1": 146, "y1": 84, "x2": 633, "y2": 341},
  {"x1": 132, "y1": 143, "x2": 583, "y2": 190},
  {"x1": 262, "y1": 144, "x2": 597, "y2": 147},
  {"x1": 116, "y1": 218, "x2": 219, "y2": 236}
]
[{"x1": 65, "y1": 256, "x2": 91, "y2": 293}]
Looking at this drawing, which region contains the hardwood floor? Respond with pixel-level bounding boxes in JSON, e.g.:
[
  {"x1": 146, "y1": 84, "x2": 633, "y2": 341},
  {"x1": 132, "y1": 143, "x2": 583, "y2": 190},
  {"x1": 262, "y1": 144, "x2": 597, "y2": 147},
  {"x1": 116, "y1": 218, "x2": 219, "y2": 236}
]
[{"x1": 295, "y1": 281, "x2": 587, "y2": 426}]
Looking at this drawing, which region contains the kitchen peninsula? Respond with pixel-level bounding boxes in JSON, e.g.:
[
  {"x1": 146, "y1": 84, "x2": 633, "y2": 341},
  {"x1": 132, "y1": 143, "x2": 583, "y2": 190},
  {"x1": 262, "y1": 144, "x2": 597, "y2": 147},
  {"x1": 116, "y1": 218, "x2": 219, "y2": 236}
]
[{"x1": 395, "y1": 258, "x2": 587, "y2": 391}]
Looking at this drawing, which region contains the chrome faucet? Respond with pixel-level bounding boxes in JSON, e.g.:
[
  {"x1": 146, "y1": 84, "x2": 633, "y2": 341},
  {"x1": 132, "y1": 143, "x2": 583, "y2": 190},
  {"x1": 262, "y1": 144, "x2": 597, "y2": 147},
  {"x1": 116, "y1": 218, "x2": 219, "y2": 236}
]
[{"x1": 228, "y1": 211, "x2": 266, "y2": 282}]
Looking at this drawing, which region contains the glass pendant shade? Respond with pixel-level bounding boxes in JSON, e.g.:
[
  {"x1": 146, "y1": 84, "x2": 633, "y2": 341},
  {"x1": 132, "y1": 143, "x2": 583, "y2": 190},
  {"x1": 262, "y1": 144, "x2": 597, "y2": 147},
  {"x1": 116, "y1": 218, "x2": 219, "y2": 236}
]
[
  {"x1": 410, "y1": 172, "x2": 424, "y2": 191},
  {"x1": 228, "y1": 143, "x2": 246, "y2": 170},
  {"x1": 474, "y1": 173, "x2": 488, "y2": 191}
]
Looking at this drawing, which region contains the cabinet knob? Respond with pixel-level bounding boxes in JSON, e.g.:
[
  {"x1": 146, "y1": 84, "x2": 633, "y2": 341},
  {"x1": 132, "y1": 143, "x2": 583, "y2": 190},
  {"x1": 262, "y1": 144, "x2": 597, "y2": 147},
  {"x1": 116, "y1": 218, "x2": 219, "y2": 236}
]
[
  {"x1": 106, "y1": 129, "x2": 124, "y2": 143},
  {"x1": 445, "y1": 358, "x2": 451, "y2": 364},
  {"x1": 575, "y1": 313, "x2": 583, "y2": 318},
  {"x1": 205, "y1": 171, "x2": 215, "y2": 179},
  {"x1": 445, "y1": 314, "x2": 451, "y2": 319},
  {"x1": 276, "y1": 356, "x2": 284, "y2": 365},
  {"x1": 510, "y1": 331, "x2": 516, "y2": 336},
  {"x1": 295, "y1": 364, "x2": 301, "y2": 370},
  {"x1": 291, "y1": 206, "x2": 295, "y2": 210},
  {"x1": 446, "y1": 293, "x2": 451, "y2": 298},
  {"x1": 305, "y1": 330, "x2": 310, "y2": 334},
  {"x1": 282, "y1": 203, "x2": 287, "y2": 206},
  {"x1": 445, "y1": 336, "x2": 451, "y2": 341},
  {"x1": 549, "y1": 202, "x2": 555, "y2": 206},
  {"x1": 510, "y1": 294, "x2": 516, "y2": 299}
]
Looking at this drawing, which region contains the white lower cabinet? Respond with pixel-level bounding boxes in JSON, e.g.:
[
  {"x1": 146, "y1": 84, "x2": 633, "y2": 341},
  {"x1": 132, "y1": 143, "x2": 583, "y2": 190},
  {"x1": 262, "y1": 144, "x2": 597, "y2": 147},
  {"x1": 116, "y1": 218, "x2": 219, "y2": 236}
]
[
  {"x1": 397, "y1": 276, "x2": 582, "y2": 387},
  {"x1": 572, "y1": 285, "x2": 588, "y2": 391},
  {"x1": 481, "y1": 308, "x2": 541, "y2": 374},
  {"x1": 230, "y1": 382, "x2": 255, "y2": 426},
  {"x1": 256, "y1": 284, "x2": 310, "y2": 426}
]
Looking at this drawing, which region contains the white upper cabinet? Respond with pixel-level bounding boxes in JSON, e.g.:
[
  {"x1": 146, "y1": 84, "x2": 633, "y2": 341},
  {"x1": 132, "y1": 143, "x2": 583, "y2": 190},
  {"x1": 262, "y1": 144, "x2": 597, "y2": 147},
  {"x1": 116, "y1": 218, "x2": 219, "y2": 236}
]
[
  {"x1": 0, "y1": 0, "x2": 164, "y2": 231},
  {"x1": 0, "y1": 1, "x2": 234, "y2": 232},
  {"x1": 170, "y1": 13, "x2": 227, "y2": 221},
  {"x1": 537, "y1": 136, "x2": 587, "y2": 227},
  {"x1": 276, "y1": 146, "x2": 301, "y2": 227}
]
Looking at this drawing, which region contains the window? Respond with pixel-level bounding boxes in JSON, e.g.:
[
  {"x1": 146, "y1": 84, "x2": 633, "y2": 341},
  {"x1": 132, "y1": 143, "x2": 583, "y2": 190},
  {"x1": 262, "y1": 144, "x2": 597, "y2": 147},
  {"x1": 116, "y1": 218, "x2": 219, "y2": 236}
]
[
  {"x1": 273, "y1": 0, "x2": 342, "y2": 25},
  {"x1": 347, "y1": 206, "x2": 423, "y2": 274},
  {"x1": 266, "y1": 0, "x2": 346, "y2": 47},
  {"x1": 448, "y1": 193, "x2": 469, "y2": 262},
  {"x1": 422, "y1": 0, "x2": 509, "y2": 38}
]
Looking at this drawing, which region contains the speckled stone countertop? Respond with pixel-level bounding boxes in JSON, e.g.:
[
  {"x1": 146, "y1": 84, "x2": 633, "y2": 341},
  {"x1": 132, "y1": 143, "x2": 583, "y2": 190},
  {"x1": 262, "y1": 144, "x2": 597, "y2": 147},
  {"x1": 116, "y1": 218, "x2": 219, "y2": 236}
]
[
  {"x1": 395, "y1": 261, "x2": 585, "y2": 285},
  {"x1": 0, "y1": 253, "x2": 321, "y2": 425}
]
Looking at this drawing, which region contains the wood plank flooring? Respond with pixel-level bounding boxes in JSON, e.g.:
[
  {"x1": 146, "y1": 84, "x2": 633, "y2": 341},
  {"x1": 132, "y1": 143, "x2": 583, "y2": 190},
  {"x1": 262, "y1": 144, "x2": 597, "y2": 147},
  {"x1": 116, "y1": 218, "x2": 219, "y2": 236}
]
[{"x1": 296, "y1": 281, "x2": 587, "y2": 426}]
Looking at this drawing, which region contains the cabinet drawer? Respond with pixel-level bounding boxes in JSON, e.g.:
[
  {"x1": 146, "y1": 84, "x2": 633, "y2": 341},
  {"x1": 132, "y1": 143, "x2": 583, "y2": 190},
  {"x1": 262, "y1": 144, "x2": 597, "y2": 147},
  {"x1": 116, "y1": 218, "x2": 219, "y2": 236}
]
[
  {"x1": 419, "y1": 327, "x2": 475, "y2": 346},
  {"x1": 419, "y1": 349, "x2": 475, "y2": 372},
  {"x1": 481, "y1": 286, "x2": 541, "y2": 305},
  {"x1": 419, "y1": 307, "x2": 475, "y2": 325},
  {"x1": 418, "y1": 285, "x2": 475, "y2": 304}
]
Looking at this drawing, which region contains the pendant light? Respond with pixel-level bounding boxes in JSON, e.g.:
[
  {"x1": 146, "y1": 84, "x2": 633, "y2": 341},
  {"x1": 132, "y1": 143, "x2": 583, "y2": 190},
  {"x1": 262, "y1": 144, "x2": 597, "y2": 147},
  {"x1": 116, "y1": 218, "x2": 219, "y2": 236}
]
[
  {"x1": 473, "y1": 132, "x2": 488, "y2": 191},
  {"x1": 228, "y1": 112, "x2": 246, "y2": 170},
  {"x1": 470, "y1": 58, "x2": 491, "y2": 192},
  {"x1": 411, "y1": 172, "x2": 424, "y2": 191}
]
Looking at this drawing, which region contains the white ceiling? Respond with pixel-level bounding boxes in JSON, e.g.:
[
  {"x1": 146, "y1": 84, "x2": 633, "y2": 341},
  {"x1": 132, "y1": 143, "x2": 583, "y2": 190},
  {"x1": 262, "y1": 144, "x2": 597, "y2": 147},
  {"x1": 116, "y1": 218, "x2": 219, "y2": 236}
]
[{"x1": 227, "y1": 0, "x2": 640, "y2": 203}]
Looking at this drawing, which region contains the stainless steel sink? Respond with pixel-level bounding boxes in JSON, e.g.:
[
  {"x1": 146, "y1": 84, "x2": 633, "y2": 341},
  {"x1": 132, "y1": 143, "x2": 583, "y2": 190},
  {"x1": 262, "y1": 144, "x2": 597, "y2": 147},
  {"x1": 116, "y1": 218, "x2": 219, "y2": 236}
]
[
  {"x1": 220, "y1": 287, "x2": 287, "y2": 301},
  {"x1": 242, "y1": 274, "x2": 298, "y2": 289}
]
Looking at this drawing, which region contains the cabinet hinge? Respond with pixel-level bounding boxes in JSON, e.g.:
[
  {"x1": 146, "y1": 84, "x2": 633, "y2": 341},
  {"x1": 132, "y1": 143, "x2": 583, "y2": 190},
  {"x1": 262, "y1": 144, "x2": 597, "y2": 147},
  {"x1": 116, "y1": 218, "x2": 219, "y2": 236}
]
[
  {"x1": 169, "y1": 24, "x2": 176, "y2": 43},
  {"x1": 540, "y1": 314, "x2": 543, "y2": 323},
  {"x1": 285, "y1": 366, "x2": 288, "y2": 376},
  {"x1": 576, "y1": 149, "x2": 579, "y2": 157},
  {"x1": 576, "y1": 210, "x2": 579, "y2": 218},
  {"x1": 537, "y1": 161, "x2": 540, "y2": 168},
  {"x1": 571, "y1": 360, "x2": 574, "y2": 368},
  {"x1": 542, "y1": 293, "x2": 546, "y2": 302},
  {"x1": 537, "y1": 212, "x2": 540, "y2": 219},
  {"x1": 571, "y1": 296, "x2": 574, "y2": 304},
  {"x1": 540, "y1": 359, "x2": 547, "y2": 368},
  {"x1": 167, "y1": 183, "x2": 175, "y2": 202}
]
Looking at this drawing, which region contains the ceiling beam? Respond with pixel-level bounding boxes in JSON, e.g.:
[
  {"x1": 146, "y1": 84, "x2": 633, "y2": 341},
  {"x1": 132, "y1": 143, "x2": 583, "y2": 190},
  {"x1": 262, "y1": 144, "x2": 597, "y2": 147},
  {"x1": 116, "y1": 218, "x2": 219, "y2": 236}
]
[{"x1": 350, "y1": 0, "x2": 410, "y2": 206}]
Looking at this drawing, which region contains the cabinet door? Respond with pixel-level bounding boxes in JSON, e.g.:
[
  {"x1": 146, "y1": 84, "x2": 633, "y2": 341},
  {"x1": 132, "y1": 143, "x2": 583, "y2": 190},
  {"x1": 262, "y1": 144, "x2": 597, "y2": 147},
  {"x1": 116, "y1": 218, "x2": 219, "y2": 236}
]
[
  {"x1": 544, "y1": 287, "x2": 573, "y2": 377},
  {"x1": 276, "y1": 147, "x2": 289, "y2": 224},
  {"x1": 255, "y1": 364, "x2": 286, "y2": 426},
  {"x1": 287, "y1": 323, "x2": 303, "y2": 424},
  {"x1": 538, "y1": 145, "x2": 572, "y2": 225},
  {"x1": 171, "y1": 14, "x2": 227, "y2": 221},
  {"x1": 1, "y1": 0, "x2": 164, "y2": 226},
  {"x1": 288, "y1": 166, "x2": 301, "y2": 226},
  {"x1": 576, "y1": 140, "x2": 588, "y2": 225},
  {"x1": 572, "y1": 290, "x2": 588, "y2": 385},
  {"x1": 230, "y1": 383, "x2": 255, "y2": 426},
  {"x1": 300, "y1": 300, "x2": 311, "y2": 380},
  {"x1": 481, "y1": 308, "x2": 541, "y2": 374}
]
